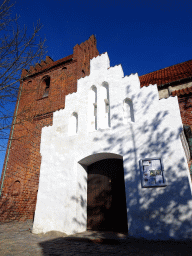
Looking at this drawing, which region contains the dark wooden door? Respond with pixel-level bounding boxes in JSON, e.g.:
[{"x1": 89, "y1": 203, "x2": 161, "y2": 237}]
[{"x1": 87, "y1": 159, "x2": 128, "y2": 232}]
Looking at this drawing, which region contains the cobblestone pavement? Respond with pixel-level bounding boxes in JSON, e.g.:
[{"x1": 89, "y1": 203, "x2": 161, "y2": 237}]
[{"x1": 0, "y1": 220, "x2": 192, "y2": 255}]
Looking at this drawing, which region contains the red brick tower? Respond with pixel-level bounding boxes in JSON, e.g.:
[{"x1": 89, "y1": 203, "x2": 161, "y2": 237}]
[{"x1": 0, "y1": 35, "x2": 99, "y2": 222}]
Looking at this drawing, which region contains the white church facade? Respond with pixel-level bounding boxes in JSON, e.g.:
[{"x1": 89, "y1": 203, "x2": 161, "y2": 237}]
[{"x1": 32, "y1": 52, "x2": 192, "y2": 240}]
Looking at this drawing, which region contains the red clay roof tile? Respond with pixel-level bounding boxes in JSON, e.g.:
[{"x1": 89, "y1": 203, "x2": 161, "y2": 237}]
[
  {"x1": 171, "y1": 86, "x2": 192, "y2": 97},
  {"x1": 140, "y1": 59, "x2": 192, "y2": 87}
]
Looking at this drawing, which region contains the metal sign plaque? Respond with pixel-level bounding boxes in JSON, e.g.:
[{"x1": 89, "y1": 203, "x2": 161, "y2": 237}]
[{"x1": 139, "y1": 158, "x2": 167, "y2": 188}]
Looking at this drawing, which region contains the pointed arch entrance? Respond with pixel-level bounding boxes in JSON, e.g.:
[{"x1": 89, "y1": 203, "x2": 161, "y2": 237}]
[{"x1": 79, "y1": 153, "x2": 128, "y2": 233}]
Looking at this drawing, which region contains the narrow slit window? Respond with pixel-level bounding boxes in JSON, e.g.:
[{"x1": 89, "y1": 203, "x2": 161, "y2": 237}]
[
  {"x1": 69, "y1": 112, "x2": 78, "y2": 135},
  {"x1": 123, "y1": 98, "x2": 134, "y2": 123},
  {"x1": 93, "y1": 103, "x2": 97, "y2": 116},
  {"x1": 42, "y1": 77, "x2": 50, "y2": 98},
  {"x1": 101, "y1": 81, "x2": 110, "y2": 128},
  {"x1": 105, "y1": 99, "x2": 109, "y2": 113},
  {"x1": 88, "y1": 85, "x2": 97, "y2": 131}
]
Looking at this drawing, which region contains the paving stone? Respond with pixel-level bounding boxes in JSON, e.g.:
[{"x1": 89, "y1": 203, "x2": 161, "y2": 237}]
[{"x1": 0, "y1": 220, "x2": 192, "y2": 255}]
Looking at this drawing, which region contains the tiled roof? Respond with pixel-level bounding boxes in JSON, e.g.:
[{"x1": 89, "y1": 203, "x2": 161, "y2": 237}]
[
  {"x1": 140, "y1": 59, "x2": 192, "y2": 87},
  {"x1": 171, "y1": 86, "x2": 192, "y2": 97}
]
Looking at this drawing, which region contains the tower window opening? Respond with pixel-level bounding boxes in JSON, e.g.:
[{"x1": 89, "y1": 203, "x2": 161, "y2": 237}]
[{"x1": 42, "y1": 77, "x2": 50, "y2": 98}]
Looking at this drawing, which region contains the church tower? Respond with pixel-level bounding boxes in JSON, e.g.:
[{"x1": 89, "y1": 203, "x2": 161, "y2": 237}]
[{"x1": 0, "y1": 35, "x2": 99, "y2": 222}]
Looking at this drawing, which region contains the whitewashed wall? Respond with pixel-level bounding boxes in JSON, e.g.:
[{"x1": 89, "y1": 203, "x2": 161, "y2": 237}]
[{"x1": 33, "y1": 53, "x2": 192, "y2": 240}]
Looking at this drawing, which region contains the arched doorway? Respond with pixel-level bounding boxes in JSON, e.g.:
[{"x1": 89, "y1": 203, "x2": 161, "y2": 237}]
[{"x1": 87, "y1": 158, "x2": 128, "y2": 233}]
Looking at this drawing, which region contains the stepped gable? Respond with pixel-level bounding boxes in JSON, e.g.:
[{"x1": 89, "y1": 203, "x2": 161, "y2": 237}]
[
  {"x1": 20, "y1": 35, "x2": 98, "y2": 80},
  {"x1": 21, "y1": 54, "x2": 73, "y2": 79},
  {"x1": 140, "y1": 59, "x2": 192, "y2": 87},
  {"x1": 78, "y1": 34, "x2": 97, "y2": 50},
  {"x1": 171, "y1": 86, "x2": 192, "y2": 97},
  {"x1": 73, "y1": 35, "x2": 98, "y2": 57}
]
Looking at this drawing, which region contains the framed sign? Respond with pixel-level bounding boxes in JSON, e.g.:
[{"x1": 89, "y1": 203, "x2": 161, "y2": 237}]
[{"x1": 139, "y1": 158, "x2": 167, "y2": 188}]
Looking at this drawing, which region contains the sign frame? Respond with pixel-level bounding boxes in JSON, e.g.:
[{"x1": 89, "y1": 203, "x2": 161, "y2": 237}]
[{"x1": 139, "y1": 158, "x2": 167, "y2": 188}]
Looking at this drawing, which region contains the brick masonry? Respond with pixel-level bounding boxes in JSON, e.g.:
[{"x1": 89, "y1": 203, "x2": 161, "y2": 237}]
[
  {"x1": 177, "y1": 93, "x2": 192, "y2": 127},
  {"x1": 177, "y1": 93, "x2": 192, "y2": 171},
  {"x1": 0, "y1": 35, "x2": 99, "y2": 222}
]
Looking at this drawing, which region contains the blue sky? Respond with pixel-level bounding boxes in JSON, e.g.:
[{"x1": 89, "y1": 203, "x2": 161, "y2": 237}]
[
  {"x1": 0, "y1": 0, "x2": 192, "y2": 177},
  {"x1": 12, "y1": 0, "x2": 192, "y2": 75}
]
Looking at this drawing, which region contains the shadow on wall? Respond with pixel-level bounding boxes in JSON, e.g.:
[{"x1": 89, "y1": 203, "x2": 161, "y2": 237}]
[
  {"x1": 71, "y1": 176, "x2": 87, "y2": 231},
  {"x1": 68, "y1": 86, "x2": 192, "y2": 240}
]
